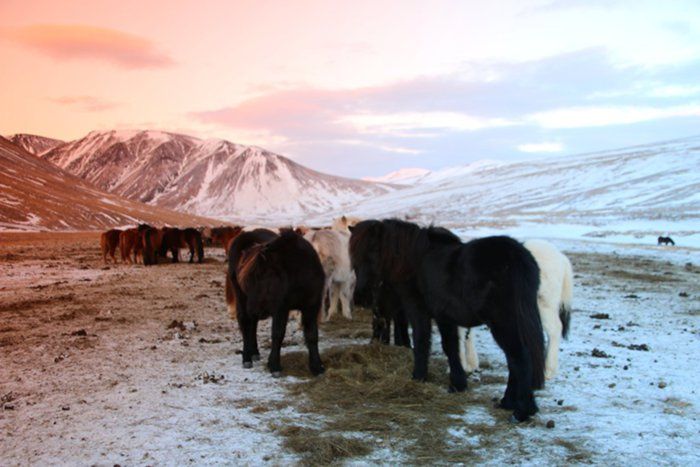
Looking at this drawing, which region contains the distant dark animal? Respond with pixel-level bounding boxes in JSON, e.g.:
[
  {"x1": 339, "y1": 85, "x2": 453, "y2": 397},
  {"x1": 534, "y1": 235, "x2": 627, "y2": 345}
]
[
  {"x1": 119, "y1": 228, "x2": 143, "y2": 264},
  {"x1": 227, "y1": 229, "x2": 326, "y2": 377},
  {"x1": 141, "y1": 225, "x2": 164, "y2": 266},
  {"x1": 657, "y1": 236, "x2": 675, "y2": 246},
  {"x1": 100, "y1": 229, "x2": 122, "y2": 264},
  {"x1": 349, "y1": 219, "x2": 544, "y2": 422},
  {"x1": 209, "y1": 226, "x2": 244, "y2": 252}
]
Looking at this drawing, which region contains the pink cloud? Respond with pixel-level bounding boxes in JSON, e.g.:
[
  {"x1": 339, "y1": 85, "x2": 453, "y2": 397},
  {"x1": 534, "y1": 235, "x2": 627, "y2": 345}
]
[
  {"x1": 5, "y1": 24, "x2": 174, "y2": 69},
  {"x1": 48, "y1": 95, "x2": 119, "y2": 112}
]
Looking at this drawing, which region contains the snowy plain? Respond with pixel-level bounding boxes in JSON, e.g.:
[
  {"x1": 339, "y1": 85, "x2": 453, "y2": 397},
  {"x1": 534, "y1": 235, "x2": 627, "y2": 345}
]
[{"x1": 1, "y1": 233, "x2": 698, "y2": 465}]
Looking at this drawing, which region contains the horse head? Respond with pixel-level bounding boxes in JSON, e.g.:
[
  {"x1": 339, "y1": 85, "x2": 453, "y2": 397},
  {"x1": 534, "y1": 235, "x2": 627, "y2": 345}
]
[{"x1": 348, "y1": 219, "x2": 384, "y2": 307}]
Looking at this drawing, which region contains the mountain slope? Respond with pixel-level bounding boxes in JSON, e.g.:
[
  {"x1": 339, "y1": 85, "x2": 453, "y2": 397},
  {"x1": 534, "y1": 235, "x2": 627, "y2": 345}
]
[
  {"x1": 326, "y1": 136, "x2": 700, "y2": 234},
  {"x1": 7, "y1": 133, "x2": 65, "y2": 157},
  {"x1": 42, "y1": 130, "x2": 398, "y2": 223},
  {"x1": 0, "y1": 137, "x2": 220, "y2": 231}
]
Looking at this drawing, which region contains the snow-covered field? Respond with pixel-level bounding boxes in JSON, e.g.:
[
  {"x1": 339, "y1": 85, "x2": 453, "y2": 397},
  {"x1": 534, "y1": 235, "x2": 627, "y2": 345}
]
[{"x1": 1, "y1": 232, "x2": 698, "y2": 465}]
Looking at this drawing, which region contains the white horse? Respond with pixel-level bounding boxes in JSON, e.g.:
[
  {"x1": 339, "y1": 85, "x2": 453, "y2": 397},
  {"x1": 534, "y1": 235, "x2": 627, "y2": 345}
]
[
  {"x1": 304, "y1": 229, "x2": 356, "y2": 320},
  {"x1": 332, "y1": 215, "x2": 362, "y2": 232},
  {"x1": 460, "y1": 239, "x2": 573, "y2": 380}
]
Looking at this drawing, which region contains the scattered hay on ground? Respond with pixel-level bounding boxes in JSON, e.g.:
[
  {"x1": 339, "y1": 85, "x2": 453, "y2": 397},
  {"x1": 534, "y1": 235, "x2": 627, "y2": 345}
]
[
  {"x1": 276, "y1": 342, "x2": 508, "y2": 464},
  {"x1": 274, "y1": 424, "x2": 373, "y2": 465}
]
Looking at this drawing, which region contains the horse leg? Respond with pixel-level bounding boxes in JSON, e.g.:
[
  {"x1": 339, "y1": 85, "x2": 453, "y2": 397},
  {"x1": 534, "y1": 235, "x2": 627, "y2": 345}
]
[
  {"x1": 490, "y1": 324, "x2": 538, "y2": 422},
  {"x1": 188, "y1": 241, "x2": 195, "y2": 263},
  {"x1": 459, "y1": 327, "x2": 480, "y2": 373},
  {"x1": 236, "y1": 309, "x2": 255, "y2": 369},
  {"x1": 267, "y1": 309, "x2": 289, "y2": 377},
  {"x1": 322, "y1": 280, "x2": 332, "y2": 321},
  {"x1": 407, "y1": 309, "x2": 432, "y2": 382},
  {"x1": 302, "y1": 303, "x2": 325, "y2": 376},
  {"x1": 437, "y1": 320, "x2": 468, "y2": 392},
  {"x1": 328, "y1": 281, "x2": 340, "y2": 320},
  {"x1": 394, "y1": 306, "x2": 411, "y2": 348},
  {"x1": 543, "y1": 308, "x2": 562, "y2": 380},
  {"x1": 339, "y1": 280, "x2": 353, "y2": 319}
]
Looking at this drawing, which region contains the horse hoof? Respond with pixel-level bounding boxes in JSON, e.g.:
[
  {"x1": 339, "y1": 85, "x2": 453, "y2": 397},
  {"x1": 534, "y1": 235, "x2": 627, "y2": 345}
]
[
  {"x1": 510, "y1": 411, "x2": 531, "y2": 423},
  {"x1": 311, "y1": 365, "x2": 326, "y2": 376},
  {"x1": 252, "y1": 354, "x2": 261, "y2": 362},
  {"x1": 271, "y1": 371, "x2": 282, "y2": 378},
  {"x1": 448, "y1": 383, "x2": 467, "y2": 393},
  {"x1": 243, "y1": 361, "x2": 253, "y2": 369}
]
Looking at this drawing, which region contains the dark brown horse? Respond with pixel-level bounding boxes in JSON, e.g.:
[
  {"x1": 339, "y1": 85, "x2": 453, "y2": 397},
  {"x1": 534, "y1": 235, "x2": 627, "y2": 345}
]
[
  {"x1": 228, "y1": 229, "x2": 326, "y2": 377},
  {"x1": 119, "y1": 228, "x2": 143, "y2": 264},
  {"x1": 100, "y1": 229, "x2": 122, "y2": 264},
  {"x1": 160, "y1": 227, "x2": 204, "y2": 263},
  {"x1": 141, "y1": 225, "x2": 164, "y2": 266}
]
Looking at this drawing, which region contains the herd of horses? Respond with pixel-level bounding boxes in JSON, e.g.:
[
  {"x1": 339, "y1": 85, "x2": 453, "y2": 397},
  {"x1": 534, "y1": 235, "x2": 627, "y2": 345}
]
[
  {"x1": 100, "y1": 225, "x2": 205, "y2": 265},
  {"x1": 100, "y1": 216, "x2": 574, "y2": 422}
]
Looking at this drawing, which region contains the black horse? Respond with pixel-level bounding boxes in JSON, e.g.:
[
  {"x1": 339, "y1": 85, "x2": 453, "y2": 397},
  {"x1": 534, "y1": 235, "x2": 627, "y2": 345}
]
[
  {"x1": 228, "y1": 229, "x2": 326, "y2": 377},
  {"x1": 349, "y1": 219, "x2": 545, "y2": 422},
  {"x1": 657, "y1": 236, "x2": 675, "y2": 246}
]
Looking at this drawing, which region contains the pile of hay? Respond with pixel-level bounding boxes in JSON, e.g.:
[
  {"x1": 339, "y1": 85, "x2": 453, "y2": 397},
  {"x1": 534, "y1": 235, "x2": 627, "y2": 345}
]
[{"x1": 277, "y1": 343, "x2": 503, "y2": 464}]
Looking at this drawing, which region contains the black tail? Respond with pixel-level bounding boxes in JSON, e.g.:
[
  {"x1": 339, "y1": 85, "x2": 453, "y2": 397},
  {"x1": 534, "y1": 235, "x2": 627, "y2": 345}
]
[
  {"x1": 513, "y1": 250, "x2": 546, "y2": 390},
  {"x1": 559, "y1": 304, "x2": 571, "y2": 339}
]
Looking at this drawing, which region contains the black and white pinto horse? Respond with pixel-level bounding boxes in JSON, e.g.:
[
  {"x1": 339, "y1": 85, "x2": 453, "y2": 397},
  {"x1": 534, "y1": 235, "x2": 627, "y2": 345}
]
[
  {"x1": 349, "y1": 219, "x2": 545, "y2": 422},
  {"x1": 227, "y1": 229, "x2": 326, "y2": 377}
]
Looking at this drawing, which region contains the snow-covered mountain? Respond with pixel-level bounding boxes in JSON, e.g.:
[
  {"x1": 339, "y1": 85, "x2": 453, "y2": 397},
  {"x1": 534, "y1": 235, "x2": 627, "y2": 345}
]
[
  {"x1": 0, "y1": 136, "x2": 219, "y2": 231},
  {"x1": 318, "y1": 136, "x2": 700, "y2": 243},
  {"x1": 364, "y1": 167, "x2": 432, "y2": 185},
  {"x1": 42, "y1": 130, "x2": 398, "y2": 224},
  {"x1": 6, "y1": 133, "x2": 64, "y2": 157}
]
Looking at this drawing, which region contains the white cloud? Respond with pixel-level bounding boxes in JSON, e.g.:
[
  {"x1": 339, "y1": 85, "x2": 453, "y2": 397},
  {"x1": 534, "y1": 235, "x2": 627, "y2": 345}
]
[
  {"x1": 517, "y1": 142, "x2": 564, "y2": 153},
  {"x1": 647, "y1": 85, "x2": 700, "y2": 98},
  {"x1": 339, "y1": 112, "x2": 515, "y2": 134},
  {"x1": 337, "y1": 139, "x2": 423, "y2": 155},
  {"x1": 528, "y1": 104, "x2": 700, "y2": 128}
]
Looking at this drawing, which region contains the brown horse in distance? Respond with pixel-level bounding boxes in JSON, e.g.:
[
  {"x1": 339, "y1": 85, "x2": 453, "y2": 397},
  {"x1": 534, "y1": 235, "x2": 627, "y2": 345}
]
[
  {"x1": 100, "y1": 229, "x2": 122, "y2": 264},
  {"x1": 210, "y1": 226, "x2": 244, "y2": 252},
  {"x1": 141, "y1": 225, "x2": 164, "y2": 266},
  {"x1": 119, "y1": 228, "x2": 143, "y2": 264},
  {"x1": 160, "y1": 227, "x2": 205, "y2": 263}
]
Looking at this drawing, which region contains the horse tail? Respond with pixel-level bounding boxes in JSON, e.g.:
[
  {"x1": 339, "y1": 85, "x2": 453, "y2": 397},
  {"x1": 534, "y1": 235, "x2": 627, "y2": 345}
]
[
  {"x1": 225, "y1": 272, "x2": 237, "y2": 319},
  {"x1": 195, "y1": 231, "x2": 204, "y2": 263},
  {"x1": 513, "y1": 249, "x2": 546, "y2": 390},
  {"x1": 559, "y1": 254, "x2": 574, "y2": 339}
]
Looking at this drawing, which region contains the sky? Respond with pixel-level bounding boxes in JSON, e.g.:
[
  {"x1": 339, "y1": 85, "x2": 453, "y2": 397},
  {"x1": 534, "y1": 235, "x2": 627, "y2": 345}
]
[{"x1": 1, "y1": 0, "x2": 700, "y2": 178}]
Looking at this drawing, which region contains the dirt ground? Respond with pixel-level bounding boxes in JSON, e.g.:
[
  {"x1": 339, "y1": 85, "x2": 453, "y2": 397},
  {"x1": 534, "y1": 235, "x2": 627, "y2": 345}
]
[{"x1": 1, "y1": 232, "x2": 698, "y2": 465}]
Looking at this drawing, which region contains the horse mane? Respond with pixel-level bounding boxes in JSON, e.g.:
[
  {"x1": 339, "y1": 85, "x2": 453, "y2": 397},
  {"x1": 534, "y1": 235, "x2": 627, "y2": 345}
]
[
  {"x1": 380, "y1": 219, "x2": 429, "y2": 279},
  {"x1": 348, "y1": 220, "x2": 382, "y2": 258},
  {"x1": 426, "y1": 225, "x2": 461, "y2": 244}
]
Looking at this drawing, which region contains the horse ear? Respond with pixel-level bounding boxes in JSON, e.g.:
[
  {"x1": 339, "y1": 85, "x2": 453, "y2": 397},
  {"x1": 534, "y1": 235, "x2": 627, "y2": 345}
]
[{"x1": 341, "y1": 215, "x2": 347, "y2": 222}]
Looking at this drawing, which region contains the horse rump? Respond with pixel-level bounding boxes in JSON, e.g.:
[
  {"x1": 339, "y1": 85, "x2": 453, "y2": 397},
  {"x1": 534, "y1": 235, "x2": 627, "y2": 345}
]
[{"x1": 228, "y1": 230, "x2": 325, "y2": 377}]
